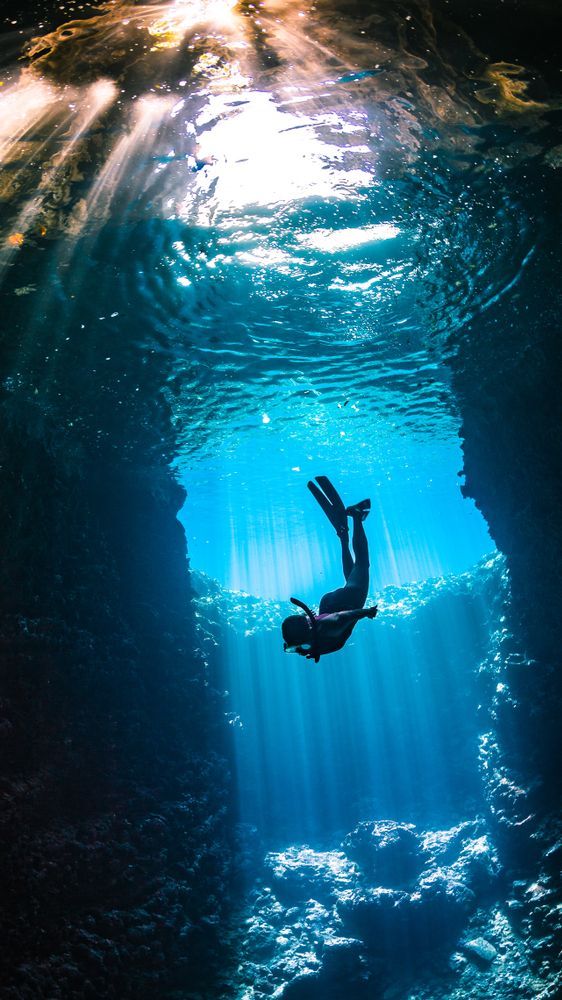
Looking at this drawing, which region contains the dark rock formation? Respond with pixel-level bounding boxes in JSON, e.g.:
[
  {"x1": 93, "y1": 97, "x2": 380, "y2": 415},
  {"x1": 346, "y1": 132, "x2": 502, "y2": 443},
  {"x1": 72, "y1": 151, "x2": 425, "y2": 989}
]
[
  {"x1": 0, "y1": 3, "x2": 560, "y2": 998},
  {"x1": 451, "y1": 162, "x2": 562, "y2": 999},
  {"x1": 0, "y1": 239, "x2": 235, "y2": 996},
  {"x1": 0, "y1": 425, "x2": 235, "y2": 998}
]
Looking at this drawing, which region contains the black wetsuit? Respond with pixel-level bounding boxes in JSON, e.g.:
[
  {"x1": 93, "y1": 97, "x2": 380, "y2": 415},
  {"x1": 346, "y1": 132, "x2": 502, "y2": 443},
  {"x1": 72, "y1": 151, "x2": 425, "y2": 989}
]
[{"x1": 318, "y1": 511, "x2": 369, "y2": 614}]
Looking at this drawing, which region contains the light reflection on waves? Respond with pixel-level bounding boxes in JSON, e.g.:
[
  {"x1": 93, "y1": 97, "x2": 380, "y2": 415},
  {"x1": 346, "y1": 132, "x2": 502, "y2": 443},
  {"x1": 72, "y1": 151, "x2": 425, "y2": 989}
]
[
  {"x1": 0, "y1": 0, "x2": 544, "y2": 471},
  {"x1": 0, "y1": 78, "x2": 120, "y2": 256},
  {"x1": 101, "y1": 137, "x2": 536, "y2": 460},
  {"x1": 0, "y1": 81, "x2": 57, "y2": 160},
  {"x1": 118, "y1": 225, "x2": 454, "y2": 455},
  {"x1": 409, "y1": 167, "x2": 536, "y2": 349}
]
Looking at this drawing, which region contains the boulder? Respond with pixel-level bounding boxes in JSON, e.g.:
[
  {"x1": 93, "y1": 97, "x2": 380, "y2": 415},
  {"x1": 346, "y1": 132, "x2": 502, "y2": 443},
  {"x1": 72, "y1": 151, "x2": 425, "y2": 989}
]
[
  {"x1": 342, "y1": 821, "x2": 421, "y2": 885},
  {"x1": 462, "y1": 936, "x2": 498, "y2": 964},
  {"x1": 266, "y1": 848, "x2": 359, "y2": 905}
]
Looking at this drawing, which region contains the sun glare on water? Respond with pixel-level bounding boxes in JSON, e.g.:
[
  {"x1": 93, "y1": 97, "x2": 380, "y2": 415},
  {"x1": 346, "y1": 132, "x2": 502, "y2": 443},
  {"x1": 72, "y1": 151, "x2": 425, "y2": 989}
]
[
  {"x1": 148, "y1": 0, "x2": 239, "y2": 48},
  {"x1": 185, "y1": 91, "x2": 375, "y2": 219}
]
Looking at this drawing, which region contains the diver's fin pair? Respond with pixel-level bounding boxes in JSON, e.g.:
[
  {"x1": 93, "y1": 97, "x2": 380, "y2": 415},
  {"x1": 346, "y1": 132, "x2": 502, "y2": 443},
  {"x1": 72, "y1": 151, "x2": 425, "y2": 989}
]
[{"x1": 307, "y1": 476, "x2": 348, "y2": 537}]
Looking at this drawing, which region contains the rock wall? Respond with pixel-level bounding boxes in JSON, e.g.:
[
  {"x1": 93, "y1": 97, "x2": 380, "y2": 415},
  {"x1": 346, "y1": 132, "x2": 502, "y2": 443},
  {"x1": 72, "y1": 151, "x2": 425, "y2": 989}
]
[
  {"x1": 0, "y1": 4, "x2": 560, "y2": 997},
  {"x1": 452, "y1": 168, "x2": 562, "y2": 997},
  {"x1": 0, "y1": 252, "x2": 235, "y2": 997}
]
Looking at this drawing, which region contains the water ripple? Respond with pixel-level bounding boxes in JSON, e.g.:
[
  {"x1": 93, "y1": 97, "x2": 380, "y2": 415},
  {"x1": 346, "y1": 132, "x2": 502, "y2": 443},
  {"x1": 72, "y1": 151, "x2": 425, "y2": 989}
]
[{"x1": 0, "y1": 0, "x2": 557, "y2": 472}]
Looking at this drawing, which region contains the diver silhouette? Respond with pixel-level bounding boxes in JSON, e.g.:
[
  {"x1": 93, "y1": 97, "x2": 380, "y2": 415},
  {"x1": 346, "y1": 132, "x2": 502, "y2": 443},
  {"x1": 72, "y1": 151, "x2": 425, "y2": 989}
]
[{"x1": 282, "y1": 476, "x2": 378, "y2": 662}]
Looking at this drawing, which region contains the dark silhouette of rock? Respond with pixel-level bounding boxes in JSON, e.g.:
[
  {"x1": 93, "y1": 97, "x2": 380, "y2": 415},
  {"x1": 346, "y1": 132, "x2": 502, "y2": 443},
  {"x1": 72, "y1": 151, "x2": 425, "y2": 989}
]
[{"x1": 0, "y1": 240, "x2": 236, "y2": 996}]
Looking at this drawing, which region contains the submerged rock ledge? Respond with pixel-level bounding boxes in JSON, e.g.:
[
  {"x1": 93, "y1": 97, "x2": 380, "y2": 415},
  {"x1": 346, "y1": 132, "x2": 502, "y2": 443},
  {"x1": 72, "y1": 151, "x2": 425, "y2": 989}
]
[
  {"x1": 0, "y1": 421, "x2": 235, "y2": 998},
  {"x1": 235, "y1": 819, "x2": 538, "y2": 999}
]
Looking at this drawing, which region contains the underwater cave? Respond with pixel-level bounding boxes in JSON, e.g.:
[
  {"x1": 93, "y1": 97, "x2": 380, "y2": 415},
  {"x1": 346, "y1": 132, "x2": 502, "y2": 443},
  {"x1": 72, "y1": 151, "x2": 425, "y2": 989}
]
[{"x1": 0, "y1": 0, "x2": 561, "y2": 997}]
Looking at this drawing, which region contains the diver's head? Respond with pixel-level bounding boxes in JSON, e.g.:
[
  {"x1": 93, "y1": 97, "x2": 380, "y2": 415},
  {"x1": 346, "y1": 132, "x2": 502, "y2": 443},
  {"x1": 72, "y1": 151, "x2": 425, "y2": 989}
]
[{"x1": 282, "y1": 614, "x2": 312, "y2": 650}]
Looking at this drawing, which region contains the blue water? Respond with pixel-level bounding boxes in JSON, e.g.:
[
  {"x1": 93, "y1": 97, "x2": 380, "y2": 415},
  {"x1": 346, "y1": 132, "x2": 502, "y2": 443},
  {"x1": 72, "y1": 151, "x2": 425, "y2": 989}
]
[
  {"x1": 0, "y1": 1, "x2": 558, "y2": 991},
  {"x1": 181, "y1": 434, "x2": 490, "y2": 600},
  {"x1": 195, "y1": 555, "x2": 498, "y2": 843}
]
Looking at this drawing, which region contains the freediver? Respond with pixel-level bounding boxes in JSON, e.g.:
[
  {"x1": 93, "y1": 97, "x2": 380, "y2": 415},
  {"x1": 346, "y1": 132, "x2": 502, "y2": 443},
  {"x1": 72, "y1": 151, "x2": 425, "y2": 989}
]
[{"x1": 281, "y1": 476, "x2": 378, "y2": 662}]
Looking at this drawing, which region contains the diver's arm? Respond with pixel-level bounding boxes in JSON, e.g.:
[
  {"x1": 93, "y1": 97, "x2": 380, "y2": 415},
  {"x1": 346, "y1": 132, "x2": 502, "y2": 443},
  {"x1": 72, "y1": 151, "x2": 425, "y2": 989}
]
[
  {"x1": 312, "y1": 607, "x2": 377, "y2": 646},
  {"x1": 320, "y1": 606, "x2": 377, "y2": 627}
]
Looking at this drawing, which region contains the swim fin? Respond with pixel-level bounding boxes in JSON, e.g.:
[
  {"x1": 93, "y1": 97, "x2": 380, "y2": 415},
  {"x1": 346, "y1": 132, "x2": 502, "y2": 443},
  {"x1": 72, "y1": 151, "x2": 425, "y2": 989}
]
[{"x1": 307, "y1": 476, "x2": 348, "y2": 536}]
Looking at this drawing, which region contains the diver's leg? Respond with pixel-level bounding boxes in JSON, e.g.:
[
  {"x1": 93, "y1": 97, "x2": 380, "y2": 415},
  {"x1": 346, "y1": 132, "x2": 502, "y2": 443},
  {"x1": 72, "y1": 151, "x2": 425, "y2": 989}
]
[
  {"x1": 342, "y1": 514, "x2": 369, "y2": 608},
  {"x1": 316, "y1": 488, "x2": 370, "y2": 613},
  {"x1": 309, "y1": 476, "x2": 353, "y2": 578},
  {"x1": 351, "y1": 514, "x2": 369, "y2": 571},
  {"x1": 319, "y1": 519, "x2": 367, "y2": 613},
  {"x1": 339, "y1": 526, "x2": 354, "y2": 580},
  {"x1": 318, "y1": 525, "x2": 353, "y2": 614}
]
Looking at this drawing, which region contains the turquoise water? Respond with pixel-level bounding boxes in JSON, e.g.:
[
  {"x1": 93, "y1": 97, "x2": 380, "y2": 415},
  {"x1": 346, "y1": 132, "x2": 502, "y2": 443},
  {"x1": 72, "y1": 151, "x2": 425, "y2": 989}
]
[
  {"x1": 1, "y1": 0, "x2": 559, "y2": 944},
  {"x1": 197, "y1": 556, "x2": 498, "y2": 842},
  {"x1": 182, "y1": 434, "x2": 490, "y2": 600}
]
